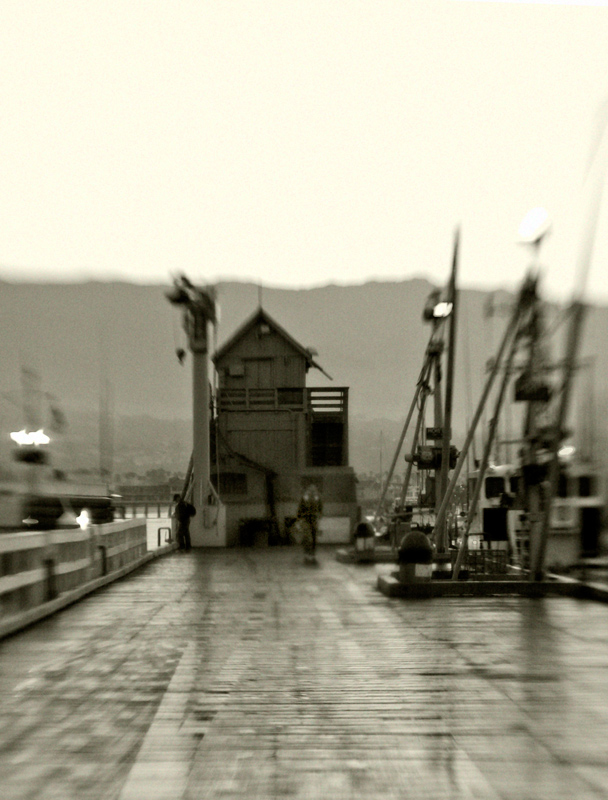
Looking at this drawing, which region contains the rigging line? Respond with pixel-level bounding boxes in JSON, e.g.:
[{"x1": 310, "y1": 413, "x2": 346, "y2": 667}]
[
  {"x1": 433, "y1": 286, "x2": 526, "y2": 540},
  {"x1": 398, "y1": 358, "x2": 434, "y2": 509},
  {"x1": 543, "y1": 304, "x2": 571, "y2": 340},
  {"x1": 373, "y1": 344, "x2": 435, "y2": 521},
  {"x1": 574, "y1": 97, "x2": 608, "y2": 300},
  {"x1": 534, "y1": 114, "x2": 608, "y2": 578},
  {"x1": 215, "y1": 423, "x2": 276, "y2": 477},
  {"x1": 461, "y1": 295, "x2": 477, "y2": 466},
  {"x1": 452, "y1": 315, "x2": 522, "y2": 579},
  {"x1": 212, "y1": 308, "x2": 221, "y2": 502}
]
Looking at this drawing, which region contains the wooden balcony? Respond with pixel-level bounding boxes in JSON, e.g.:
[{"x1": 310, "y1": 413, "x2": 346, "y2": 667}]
[
  {"x1": 308, "y1": 387, "x2": 348, "y2": 421},
  {"x1": 217, "y1": 387, "x2": 348, "y2": 420}
]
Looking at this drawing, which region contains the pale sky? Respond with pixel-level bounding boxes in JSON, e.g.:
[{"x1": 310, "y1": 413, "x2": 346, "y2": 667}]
[{"x1": 2, "y1": 1, "x2": 608, "y2": 302}]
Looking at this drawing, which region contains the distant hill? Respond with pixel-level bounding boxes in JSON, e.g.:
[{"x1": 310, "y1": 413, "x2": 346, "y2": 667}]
[{"x1": 0, "y1": 278, "x2": 607, "y2": 477}]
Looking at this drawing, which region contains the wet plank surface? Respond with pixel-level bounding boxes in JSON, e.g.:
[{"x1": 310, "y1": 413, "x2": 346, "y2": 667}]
[{"x1": 1, "y1": 546, "x2": 608, "y2": 799}]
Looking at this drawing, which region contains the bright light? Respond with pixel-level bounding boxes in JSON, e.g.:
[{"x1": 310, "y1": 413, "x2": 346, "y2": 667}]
[
  {"x1": 76, "y1": 509, "x2": 90, "y2": 530},
  {"x1": 10, "y1": 429, "x2": 29, "y2": 445},
  {"x1": 10, "y1": 429, "x2": 50, "y2": 446},
  {"x1": 433, "y1": 302, "x2": 453, "y2": 318},
  {"x1": 518, "y1": 207, "x2": 551, "y2": 243},
  {"x1": 558, "y1": 444, "x2": 576, "y2": 460}
]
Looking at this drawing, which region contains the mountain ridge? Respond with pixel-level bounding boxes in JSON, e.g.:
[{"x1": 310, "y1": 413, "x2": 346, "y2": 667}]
[{"x1": 0, "y1": 278, "x2": 606, "y2": 477}]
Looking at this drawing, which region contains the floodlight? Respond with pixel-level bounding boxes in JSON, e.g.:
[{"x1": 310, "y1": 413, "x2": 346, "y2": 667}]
[
  {"x1": 433, "y1": 302, "x2": 453, "y2": 319},
  {"x1": 518, "y1": 207, "x2": 551, "y2": 245},
  {"x1": 558, "y1": 444, "x2": 576, "y2": 460}
]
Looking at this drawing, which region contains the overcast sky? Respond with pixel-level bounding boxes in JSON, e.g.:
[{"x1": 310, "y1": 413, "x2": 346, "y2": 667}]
[{"x1": 2, "y1": 1, "x2": 608, "y2": 303}]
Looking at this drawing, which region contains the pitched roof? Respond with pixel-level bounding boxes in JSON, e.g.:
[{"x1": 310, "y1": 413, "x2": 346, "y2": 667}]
[{"x1": 213, "y1": 307, "x2": 331, "y2": 379}]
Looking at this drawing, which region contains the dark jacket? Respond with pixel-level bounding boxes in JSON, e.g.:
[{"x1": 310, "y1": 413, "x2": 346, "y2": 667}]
[
  {"x1": 174, "y1": 499, "x2": 196, "y2": 528},
  {"x1": 297, "y1": 493, "x2": 322, "y2": 524}
]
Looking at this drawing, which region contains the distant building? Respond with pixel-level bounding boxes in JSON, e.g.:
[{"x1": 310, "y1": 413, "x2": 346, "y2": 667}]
[
  {"x1": 212, "y1": 308, "x2": 358, "y2": 545},
  {"x1": 115, "y1": 480, "x2": 184, "y2": 503}
]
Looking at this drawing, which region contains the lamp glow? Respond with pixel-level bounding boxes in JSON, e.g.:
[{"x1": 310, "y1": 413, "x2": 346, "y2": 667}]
[
  {"x1": 76, "y1": 509, "x2": 90, "y2": 530},
  {"x1": 433, "y1": 302, "x2": 453, "y2": 318},
  {"x1": 10, "y1": 429, "x2": 50, "y2": 446},
  {"x1": 558, "y1": 444, "x2": 576, "y2": 459}
]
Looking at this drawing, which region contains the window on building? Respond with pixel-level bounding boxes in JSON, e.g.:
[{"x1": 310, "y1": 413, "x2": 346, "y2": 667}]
[
  {"x1": 509, "y1": 476, "x2": 520, "y2": 495},
  {"x1": 485, "y1": 476, "x2": 505, "y2": 499}
]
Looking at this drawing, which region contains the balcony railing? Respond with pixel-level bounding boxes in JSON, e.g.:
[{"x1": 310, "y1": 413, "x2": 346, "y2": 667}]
[
  {"x1": 217, "y1": 387, "x2": 348, "y2": 418},
  {"x1": 308, "y1": 387, "x2": 348, "y2": 419}
]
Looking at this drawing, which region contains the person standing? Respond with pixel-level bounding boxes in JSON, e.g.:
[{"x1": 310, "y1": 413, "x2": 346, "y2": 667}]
[
  {"x1": 297, "y1": 484, "x2": 323, "y2": 560},
  {"x1": 172, "y1": 493, "x2": 196, "y2": 551}
]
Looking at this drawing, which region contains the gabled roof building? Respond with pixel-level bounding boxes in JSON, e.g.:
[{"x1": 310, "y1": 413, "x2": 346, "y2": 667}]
[{"x1": 212, "y1": 308, "x2": 358, "y2": 545}]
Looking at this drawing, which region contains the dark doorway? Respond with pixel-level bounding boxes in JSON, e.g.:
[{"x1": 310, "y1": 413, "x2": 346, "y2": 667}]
[
  {"x1": 580, "y1": 507, "x2": 601, "y2": 557},
  {"x1": 311, "y1": 421, "x2": 344, "y2": 466}
]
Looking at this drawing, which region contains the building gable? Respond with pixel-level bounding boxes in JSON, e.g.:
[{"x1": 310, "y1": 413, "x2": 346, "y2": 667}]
[{"x1": 214, "y1": 308, "x2": 329, "y2": 389}]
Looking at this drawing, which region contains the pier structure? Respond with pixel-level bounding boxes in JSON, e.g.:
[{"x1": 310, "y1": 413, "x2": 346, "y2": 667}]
[{"x1": 2, "y1": 546, "x2": 608, "y2": 798}]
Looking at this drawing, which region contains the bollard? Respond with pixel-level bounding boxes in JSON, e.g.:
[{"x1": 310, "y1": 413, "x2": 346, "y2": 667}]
[
  {"x1": 354, "y1": 522, "x2": 375, "y2": 562},
  {"x1": 397, "y1": 531, "x2": 433, "y2": 583}
]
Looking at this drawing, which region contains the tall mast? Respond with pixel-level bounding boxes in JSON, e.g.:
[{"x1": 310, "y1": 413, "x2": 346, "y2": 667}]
[{"x1": 167, "y1": 276, "x2": 222, "y2": 546}]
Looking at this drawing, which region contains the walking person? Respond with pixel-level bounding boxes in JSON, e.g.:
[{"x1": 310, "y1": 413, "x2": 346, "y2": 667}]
[
  {"x1": 172, "y1": 493, "x2": 196, "y2": 551},
  {"x1": 297, "y1": 484, "x2": 322, "y2": 562}
]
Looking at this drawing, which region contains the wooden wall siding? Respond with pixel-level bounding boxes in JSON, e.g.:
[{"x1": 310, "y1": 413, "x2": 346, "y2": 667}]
[
  {"x1": 244, "y1": 358, "x2": 274, "y2": 388},
  {"x1": 282, "y1": 355, "x2": 306, "y2": 386},
  {"x1": 217, "y1": 327, "x2": 308, "y2": 389},
  {"x1": 227, "y1": 428, "x2": 297, "y2": 473},
  {"x1": 218, "y1": 412, "x2": 307, "y2": 474}
]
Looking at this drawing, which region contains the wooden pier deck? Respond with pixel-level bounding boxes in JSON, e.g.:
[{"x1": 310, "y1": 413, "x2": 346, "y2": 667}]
[{"x1": 1, "y1": 546, "x2": 608, "y2": 799}]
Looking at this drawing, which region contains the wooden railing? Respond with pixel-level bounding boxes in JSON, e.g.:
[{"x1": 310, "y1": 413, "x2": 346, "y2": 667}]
[
  {"x1": 0, "y1": 520, "x2": 145, "y2": 611},
  {"x1": 308, "y1": 387, "x2": 348, "y2": 419},
  {"x1": 0, "y1": 519, "x2": 175, "y2": 638},
  {"x1": 218, "y1": 387, "x2": 348, "y2": 418}
]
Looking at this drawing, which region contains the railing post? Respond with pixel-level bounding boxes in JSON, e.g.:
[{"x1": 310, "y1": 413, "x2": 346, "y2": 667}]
[
  {"x1": 43, "y1": 558, "x2": 57, "y2": 601},
  {"x1": 98, "y1": 545, "x2": 108, "y2": 576}
]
